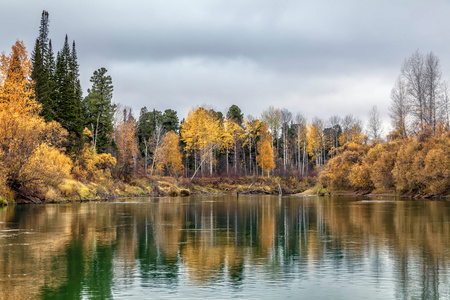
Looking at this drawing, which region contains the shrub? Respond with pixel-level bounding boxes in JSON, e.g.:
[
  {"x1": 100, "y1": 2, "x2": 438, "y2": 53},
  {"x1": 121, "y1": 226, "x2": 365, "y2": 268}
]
[
  {"x1": 180, "y1": 189, "x2": 190, "y2": 197},
  {"x1": 44, "y1": 187, "x2": 60, "y2": 202},
  {"x1": 168, "y1": 185, "x2": 180, "y2": 197},
  {"x1": 424, "y1": 147, "x2": 450, "y2": 194}
]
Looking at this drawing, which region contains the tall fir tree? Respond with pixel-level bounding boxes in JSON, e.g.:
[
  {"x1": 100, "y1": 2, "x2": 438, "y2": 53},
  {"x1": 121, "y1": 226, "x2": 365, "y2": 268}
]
[
  {"x1": 84, "y1": 67, "x2": 116, "y2": 153},
  {"x1": 54, "y1": 35, "x2": 84, "y2": 152},
  {"x1": 31, "y1": 10, "x2": 54, "y2": 121}
]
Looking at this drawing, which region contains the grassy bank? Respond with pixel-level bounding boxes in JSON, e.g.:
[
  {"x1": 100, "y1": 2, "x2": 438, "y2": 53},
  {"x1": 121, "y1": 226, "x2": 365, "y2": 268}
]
[
  {"x1": 6, "y1": 175, "x2": 314, "y2": 205},
  {"x1": 302, "y1": 184, "x2": 450, "y2": 200}
]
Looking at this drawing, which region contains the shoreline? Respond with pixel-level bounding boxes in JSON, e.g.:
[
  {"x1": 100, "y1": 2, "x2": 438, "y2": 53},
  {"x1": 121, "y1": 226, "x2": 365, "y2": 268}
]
[{"x1": 12, "y1": 180, "x2": 450, "y2": 205}]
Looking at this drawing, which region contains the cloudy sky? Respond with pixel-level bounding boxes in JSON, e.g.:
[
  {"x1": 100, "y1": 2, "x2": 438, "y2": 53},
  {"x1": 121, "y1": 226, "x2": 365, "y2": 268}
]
[{"x1": 2, "y1": 0, "x2": 450, "y2": 130}]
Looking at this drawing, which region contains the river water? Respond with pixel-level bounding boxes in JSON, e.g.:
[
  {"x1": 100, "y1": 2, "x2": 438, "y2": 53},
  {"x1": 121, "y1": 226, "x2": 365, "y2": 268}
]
[{"x1": 0, "y1": 195, "x2": 449, "y2": 299}]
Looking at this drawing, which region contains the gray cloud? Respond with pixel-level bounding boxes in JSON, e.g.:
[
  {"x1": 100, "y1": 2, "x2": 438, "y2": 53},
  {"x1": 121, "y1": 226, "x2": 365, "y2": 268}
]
[{"x1": 2, "y1": 0, "x2": 450, "y2": 133}]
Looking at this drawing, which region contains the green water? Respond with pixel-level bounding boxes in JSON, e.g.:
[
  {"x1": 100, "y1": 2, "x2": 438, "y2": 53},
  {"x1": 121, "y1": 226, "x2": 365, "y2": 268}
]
[{"x1": 0, "y1": 195, "x2": 449, "y2": 299}]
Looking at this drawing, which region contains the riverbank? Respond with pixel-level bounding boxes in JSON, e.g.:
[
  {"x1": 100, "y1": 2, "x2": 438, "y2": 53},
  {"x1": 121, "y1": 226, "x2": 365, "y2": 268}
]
[
  {"x1": 296, "y1": 186, "x2": 450, "y2": 200},
  {"x1": 8, "y1": 176, "x2": 449, "y2": 206},
  {"x1": 9, "y1": 176, "x2": 313, "y2": 205}
]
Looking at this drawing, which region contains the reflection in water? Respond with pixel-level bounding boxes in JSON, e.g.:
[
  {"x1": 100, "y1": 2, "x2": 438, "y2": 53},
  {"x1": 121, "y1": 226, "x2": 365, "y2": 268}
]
[{"x1": 0, "y1": 196, "x2": 449, "y2": 299}]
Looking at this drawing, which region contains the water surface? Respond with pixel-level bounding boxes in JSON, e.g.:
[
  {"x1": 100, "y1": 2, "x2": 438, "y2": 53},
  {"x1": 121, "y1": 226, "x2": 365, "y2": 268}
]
[{"x1": 0, "y1": 195, "x2": 449, "y2": 299}]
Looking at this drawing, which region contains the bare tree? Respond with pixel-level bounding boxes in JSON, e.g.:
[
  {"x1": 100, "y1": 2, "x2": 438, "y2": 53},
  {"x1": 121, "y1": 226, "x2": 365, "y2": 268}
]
[
  {"x1": 440, "y1": 81, "x2": 450, "y2": 129},
  {"x1": 280, "y1": 108, "x2": 292, "y2": 173},
  {"x1": 341, "y1": 114, "x2": 358, "y2": 143},
  {"x1": 389, "y1": 77, "x2": 409, "y2": 139},
  {"x1": 424, "y1": 51, "x2": 442, "y2": 133},
  {"x1": 401, "y1": 50, "x2": 444, "y2": 134},
  {"x1": 261, "y1": 106, "x2": 281, "y2": 150},
  {"x1": 368, "y1": 105, "x2": 383, "y2": 141},
  {"x1": 150, "y1": 123, "x2": 164, "y2": 175},
  {"x1": 295, "y1": 113, "x2": 307, "y2": 176},
  {"x1": 327, "y1": 115, "x2": 341, "y2": 152},
  {"x1": 401, "y1": 50, "x2": 426, "y2": 132}
]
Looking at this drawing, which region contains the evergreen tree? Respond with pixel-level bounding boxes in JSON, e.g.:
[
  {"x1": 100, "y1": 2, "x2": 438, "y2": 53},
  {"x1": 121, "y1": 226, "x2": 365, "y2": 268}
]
[
  {"x1": 137, "y1": 107, "x2": 163, "y2": 153},
  {"x1": 84, "y1": 68, "x2": 116, "y2": 153},
  {"x1": 226, "y1": 104, "x2": 244, "y2": 126},
  {"x1": 161, "y1": 109, "x2": 179, "y2": 132},
  {"x1": 31, "y1": 10, "x2": 54, "y2": 121},
  {"x1": 38, "y1": 10, "x2": 50, "y2": 56},
  {"x1": 54, "y1": 35, "x2": 84, "y2": 152}
]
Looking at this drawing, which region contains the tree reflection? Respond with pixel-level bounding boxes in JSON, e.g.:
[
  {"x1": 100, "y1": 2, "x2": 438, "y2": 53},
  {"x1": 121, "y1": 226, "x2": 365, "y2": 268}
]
[{"x1": 0, "y1": 197, "x2": 449, "y2": 299}]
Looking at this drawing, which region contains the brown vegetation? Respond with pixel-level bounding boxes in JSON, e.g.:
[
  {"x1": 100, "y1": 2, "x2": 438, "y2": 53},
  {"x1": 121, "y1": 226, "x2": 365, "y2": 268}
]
[{"x1": 319, "y1": 131, "x2": 450, "y2": 197}]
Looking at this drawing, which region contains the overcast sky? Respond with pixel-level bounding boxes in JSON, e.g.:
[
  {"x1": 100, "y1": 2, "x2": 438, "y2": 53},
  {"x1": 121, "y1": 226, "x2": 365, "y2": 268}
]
[{"x1": 2, "y1": 0, "x2": 450, "y2": 131}]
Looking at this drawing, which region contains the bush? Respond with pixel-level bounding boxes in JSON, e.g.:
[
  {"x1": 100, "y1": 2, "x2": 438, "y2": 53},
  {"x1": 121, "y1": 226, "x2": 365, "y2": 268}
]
[
  {"x1": 349, "y1": 163, "x2": 374, "y2": 190},
  {"x1": 423, "y1": 147, "x2": 450, "y2": 194},
  {"x1": 44, "y1": 187, "x2": 60, "y2": 202},
  {"x1": 168, "y1": 186, "x2": 180, "y2": 197},
  {"x1": 319, "y1": 150, "x2": 362, "y2": 190},
  {"x1": 180, "y1": 189, "x2": 190, "y2": 197}
]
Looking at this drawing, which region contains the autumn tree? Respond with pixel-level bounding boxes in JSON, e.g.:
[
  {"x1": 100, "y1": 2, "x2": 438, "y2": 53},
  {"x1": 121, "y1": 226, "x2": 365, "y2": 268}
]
[
  {"x1": 84, "y1": 67, "x2": 116, "y2": 153},
  {"x1": 154, "y1": 131, "x2": 184, "y2": 177},
  {"x1": 256, "y1": 123, "x2": 275, "y2": 177},
  {"x1": 0, "y1": 41, "x2": 39, "y2": 115},
  {"x1": 222, "y1": 118, "x2": 244, "y2": 176},
  {"x1": 72, "y1": 128, "x2": 117, "y2": 181},
  {"x1": 114, "y1": 107, "x2": 139, "y2": 178},
  {"x1": 0, "y1": 41, "x2": 72, "y2": 201},
  {"x1": 181, "y1": 106, "x2": 222, "y2": 179},
  {"x1": 261, "y1": 106, "x2": 281, "y2": 150},
  {"x1": 307, "y1": 118, "x2": 325, "y2": 169}
]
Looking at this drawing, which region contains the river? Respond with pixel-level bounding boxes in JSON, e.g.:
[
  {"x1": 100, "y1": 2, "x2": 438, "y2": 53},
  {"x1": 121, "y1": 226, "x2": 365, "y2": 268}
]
[{"x1": 0, "y1": 195, "x2": 449, "y2": 299}]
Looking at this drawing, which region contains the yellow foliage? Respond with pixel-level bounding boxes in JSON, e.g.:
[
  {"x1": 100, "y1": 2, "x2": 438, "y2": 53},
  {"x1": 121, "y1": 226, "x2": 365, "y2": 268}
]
[
  {"x1": 322, "y1": 131, "x2": 449, "y2": 195},
  {"x1": 256, "y1": 123, "x2": 275, "y2": 176},
  {"x1": 58, "y1": 179, "x2": 77, "y2": 197},
  {"x1": 423, "y1": 146, "x2": 450, "y2": 194},
  {"x1": 44, "y1": 187, "x2": 60, "y2": 202},
  {"x1": 319, "y1": 150, "x2": 361, "y2": 190},
  {"x1": 73, "y1": 144, "x2": 116, "y2": 181},
  {"x1": 155, "y1": 131, "x2": 184, "y2": 177},
  {"x1": 222, "y1": 119, "x2": 244, "y2": 150},
  {"x1": 307, "y1": 122, "x2": 323, "y2": 164},
  {"x1": 368, "y1": 143, "x2": 398, "y2": 191},
  {"x1": 392, "y1": 138, "x2": 424, "y2": 192},
  {"x1": 181, "y1": 106, "x2": 223, "y2": 175},
  {"x1": 21, "y1": 143, "x2": 72, "y2": 186},
  {"x1": 114, "y1": 113, "x2": 138, "y2": 177},
  {"x1": 96, "y1": 153, "x2": 117, "y2": 170},
  {"x1": 0, "y1": 40, "x2": 40, "y2": 116},
  {"x1": 349, "y1": 163, "x2": 374, "y2": 190}
]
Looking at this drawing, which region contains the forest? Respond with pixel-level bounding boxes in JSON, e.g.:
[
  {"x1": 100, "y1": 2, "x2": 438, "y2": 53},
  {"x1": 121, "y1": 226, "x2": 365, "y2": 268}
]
[{"x1": 0, "y1": 11, "x2": 449, "y2": 205}]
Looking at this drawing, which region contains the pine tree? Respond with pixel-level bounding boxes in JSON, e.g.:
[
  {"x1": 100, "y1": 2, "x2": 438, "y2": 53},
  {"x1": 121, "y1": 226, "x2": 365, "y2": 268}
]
[
  {"x1": 54, "y1": 35, "x2": 84, "y2": 152},
  {"x1": 84, "y1": 67, "x2": 116, "y2": 153},
  {"x1": 31, "y1": 10, "x2": 54, "y2": 121},
  {"x1": 161, "y1": 109, "x2": 179, "y2": 132}
]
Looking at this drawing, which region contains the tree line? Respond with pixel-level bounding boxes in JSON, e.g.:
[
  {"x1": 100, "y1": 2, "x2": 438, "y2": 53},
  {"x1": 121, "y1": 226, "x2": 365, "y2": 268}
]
[{"x1": 1, "y1": 11, "x2": 449, "y2": 202}]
